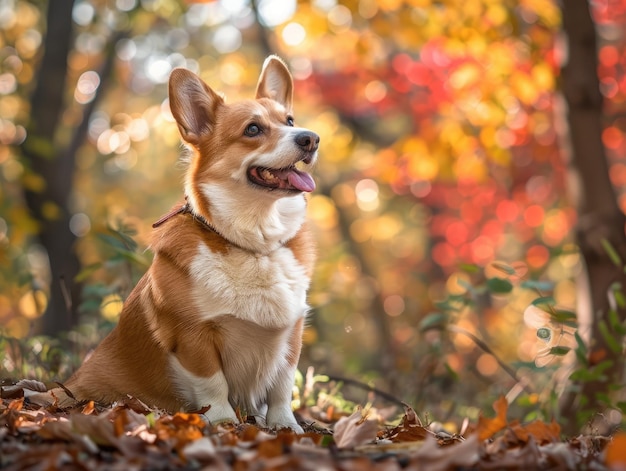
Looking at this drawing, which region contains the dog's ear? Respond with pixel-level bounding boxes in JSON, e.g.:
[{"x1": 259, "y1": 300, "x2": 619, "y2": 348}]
[
  {"x1": 169, "y1": 68, "x2": 223, "y2": 146},
  {"x1": 255, "y1": 55, "x2": 293, "y2": 110}
]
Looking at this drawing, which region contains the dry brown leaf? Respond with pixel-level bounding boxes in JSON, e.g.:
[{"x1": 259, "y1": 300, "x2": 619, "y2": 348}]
[
  {"x1": 409, "y1": 433, "x2": 480, "y2": 470},
  {"x1": 70, "y1": 412, "x2": 120, "y2": 448},
  {"x1": 116, "y1": 395, "x2": 153, "y2": 415},
  {"x1": 38, "y1": 419, "x2": 74, "y2": 441},
  {"x1": 182, "y1": 436, "x2": 217, "y2": 460},
  {"x1": 257, "y1": 437, "x2": 285, "y2": 458},
  {"x1": 605, "y1": 432, "x2": 626, "y2": 470},
  {"x1": 333, "y1": 407, "x2": 378, "y2": 449},
  {"x1": 381, "y1": 404, "x2": 429, "y2": 443},
  {"x1": 476, "y1": 395, "x2": 508, "y2": 441},
  {"x1": 510, "y1": 419, "x2": 561, "y2": 445},
  {"x1": 1, "y1": 379, "x2": 48, "y2": 399}
]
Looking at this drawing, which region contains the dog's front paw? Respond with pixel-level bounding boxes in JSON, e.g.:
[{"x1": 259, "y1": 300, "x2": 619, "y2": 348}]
[
  {"x1": 200, "y1": 402, "x2": 239, "y2": 426},
  {"x1": 266, "y1": 407, "x2": 303, "y2": 434}
]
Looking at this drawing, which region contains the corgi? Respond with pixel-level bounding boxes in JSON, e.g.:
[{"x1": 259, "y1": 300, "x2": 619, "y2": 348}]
[{"x1": 44, "y1": 56, "x2": 318, "y2": 433}]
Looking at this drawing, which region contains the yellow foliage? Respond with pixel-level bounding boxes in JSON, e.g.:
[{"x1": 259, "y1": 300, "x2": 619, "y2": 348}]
[
  {"x1": 532, "y1": 62, "x2": 556, "y2": 91},
  {"x1": 449, "y1": 63, "x2": 482, "y2": 90},
  {"x1": 485, "y1": 4, "x2": 509, "y2": 26},
  {"x1": 100, "y1": 294, "x2": 124, "y2": 321},
  {"x1": 42, "y1": 201, "x2": 61, "y2": 221},
  {"x1": 371, "y1": 214, "x2": 402, "y2": 241},
  {"x1": 520, "y1": 0, "x2": 561, "y2": 27},
  {"x1": 21, "y1": 172, "x2": 45, "y2": 192},
  {"x1": 511, "y1": 72, "x2": 539, "y2": 105},
  {"x1": 18, "y1": 290, "x2": 47, "y2": 319},
  {"x1": 408, "y1": 154, "x2": 439, "y2": 181},
  {"x1": 5, "y1": 316, "x2": 29, "y2": 339},
  {"x1": 308, "y1": 195, "x2": 338, "y2": 230}
]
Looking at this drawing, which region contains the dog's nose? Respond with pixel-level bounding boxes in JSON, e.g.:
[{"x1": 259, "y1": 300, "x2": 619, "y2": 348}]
[{"x1": 295, "y1": 131, "x2": 320, "y2": 153}]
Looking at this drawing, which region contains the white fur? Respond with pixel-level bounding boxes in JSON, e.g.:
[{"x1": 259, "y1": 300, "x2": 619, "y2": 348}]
[
  {"x1": 200, "y1": 182, "x2": 307, "y2": 254},
  {"x1": 169, "y1": 356, "x2": 237, "y2": 422},
  {"x1": 188, "y1": 242, "x2": 309, "y2": 328}
]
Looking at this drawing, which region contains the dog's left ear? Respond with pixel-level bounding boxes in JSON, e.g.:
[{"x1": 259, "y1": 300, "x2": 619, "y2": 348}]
[{"x1": 255, "y1": 55, "x2": 293, "y2": 110}]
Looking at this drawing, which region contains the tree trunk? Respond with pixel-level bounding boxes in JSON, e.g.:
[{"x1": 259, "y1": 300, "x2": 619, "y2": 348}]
[
  {"x1": 21, "y1": 0, "x2": 80, "y2": 335},
  {"x1": 559, "y1": 0, "x2": 626, "y2": 434}
]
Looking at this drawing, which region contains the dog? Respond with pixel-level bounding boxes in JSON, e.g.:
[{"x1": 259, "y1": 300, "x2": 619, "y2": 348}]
[{"x1": 45, "y1": 56, "x2": 318, "y2": 433}]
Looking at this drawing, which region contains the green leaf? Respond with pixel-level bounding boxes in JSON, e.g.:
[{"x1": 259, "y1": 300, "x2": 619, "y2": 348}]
[
  {"x1": 599, "y1": 320, "x2": 622, "y2": 354},
  {"x1": 531, "y1": 296, "x2": 556, "y2": 307},
  {"x1": 459, "y1": 263, "x2": 480, "y2": 273},
  {"x1": 78, "y1": 299, "x2": 102, "y2": 314},
  {"x1": 574, "y1": 331, "x2": 587, "y2": 363},
  {"x1": 74, "y1": 262, "x2": 102, "y2": 283},
  {"x1": 22, "y1": 135, "x2": 56, "y2": 159},
  {"x1": 596, "y1": 393, "x2": 611, "y2": 406},
  {"x1": 548, "y1": 346, "x2": 571, "y2": 356},
  {"x1": 97, "y1": 233, "x2": 127, "y2": 250},
  {"x1": 419, "y1": 312, "x2": 447, "y2": 332},
  {"x1": 444, "y1": 362, "x2": 460, "y2": 381},
  {"x1": 610, "y1": 282, "x2": 626, "y2": 308},
  {"x1": 521, "y1": 280, "x2": 554, "y2": 292},
  {"x1": 569, "y1": 369, "x2": 594, "y2": 381},
  {"x1": 607, "y1": 309, "x2": 626, "y2": 335},
  {"x1": 490, "y1": 262, "x2": 517, "y2": 275},
  {"x1": 486, "y1": 277, "x2": 513, "y2": 294},
  {"x1": 110, "y1": 227, "x2": 139, "y2": 251},
  {"x1": 616, "y1": 402, "x2": 626, "y2": 414},
  {"x1": 551, "y1": 309, "x2": 577, "y2": 326},
  {"x1": 591, "y1": 359, "x2": 614, "y2": 375},
  {"x1": 601, "y1": 238, "x2": 623, "y2": 267}
]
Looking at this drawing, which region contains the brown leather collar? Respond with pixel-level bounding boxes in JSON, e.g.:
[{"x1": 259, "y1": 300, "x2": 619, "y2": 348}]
[{"x1": 152, "y1": 197, "x2": 254, "y2": 252}]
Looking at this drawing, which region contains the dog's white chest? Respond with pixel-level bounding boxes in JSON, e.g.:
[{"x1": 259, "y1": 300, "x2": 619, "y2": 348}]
[{"x1": 189, "y1": 242, "x2": 310, "y2": 328}]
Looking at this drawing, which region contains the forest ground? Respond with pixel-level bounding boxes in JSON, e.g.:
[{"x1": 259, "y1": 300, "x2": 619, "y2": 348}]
[{"x1": 0, "y1": 380, "x2": 619, "y2": 470}]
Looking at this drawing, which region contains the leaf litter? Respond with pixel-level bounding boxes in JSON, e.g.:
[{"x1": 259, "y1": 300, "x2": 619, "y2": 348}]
[{"x1": 0, "y1": 381, "x2": 617, "y2": 470}]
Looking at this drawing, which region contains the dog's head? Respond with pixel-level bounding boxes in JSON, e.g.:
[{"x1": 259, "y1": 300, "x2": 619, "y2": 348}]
[{"x1": 168, "y1": 56, "x2": 319, "y2": 250}]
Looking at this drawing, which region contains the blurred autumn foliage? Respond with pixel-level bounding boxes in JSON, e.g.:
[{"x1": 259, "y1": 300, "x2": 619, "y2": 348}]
[{"x1": 2, "y1": 0, "x2": 626, "y2": 434}]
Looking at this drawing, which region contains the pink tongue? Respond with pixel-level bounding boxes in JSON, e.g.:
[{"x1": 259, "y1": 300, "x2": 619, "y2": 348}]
[{"x1": 285, "y1": 169, "x2": 316, "y2": 192}]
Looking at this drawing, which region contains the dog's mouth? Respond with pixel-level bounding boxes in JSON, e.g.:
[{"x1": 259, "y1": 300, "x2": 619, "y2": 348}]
[{"x1": 247, "y1": 166, "x2": 316, "y2": 193}]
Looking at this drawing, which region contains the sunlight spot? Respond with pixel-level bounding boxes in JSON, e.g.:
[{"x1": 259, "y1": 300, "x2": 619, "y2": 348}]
[
  {"x1": 72, "y1": 1, "x2": 95, "y2": 26},
  {"x1": 257, "y1": 0, "x2": 296, "y2": 27},
  {"x1": 75, "y1": 70, "x2": 100, "y2": 104},
  {"x1": 384, "y1": 295, "x2": 405, "y2": 317},
  {"x1": 476, "y1": 354, "x2": 498, "y2": 376},
  {"x1": 0, "y1": 73, "x2": 17, "y2": 94},
  {"x1": 328, "y1": 5, "x2": 352, "y2": 30},
  {"x1": 364, "y1": 80, "x2": 387, "y2": 103},
  {"x1": 70, "y1": 213, "x2": 91, "y2": 237},
  {"x1": 282, "y1": 22, "x2": 306, "y2": 46},
  {"x1": 355, "y1": 179, "x2": 379, "y2": 212},
  {"x1": 212, "y1": 24, "x2": 242, "y2": 54},
  {"x1": 145, "y1": 56, "x2": 172, "y2": 84}
]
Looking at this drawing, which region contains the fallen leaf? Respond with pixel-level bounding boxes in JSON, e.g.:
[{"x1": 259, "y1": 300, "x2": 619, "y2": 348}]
[
  {"x1": 476, "y1": 395, "x2": 508, "y2": 441},
  {"x1": 384, "y1": 404, "x2": 428, "y2": 442},
  {"x1": 182, "y1": 436, "x2": 217, "y2": 460},
  {"x1": 333, "y1": 407, "x2": 378, "y2": 449},
  {"x1": 1, "y1": 379, "x2": 47, "y2": 399},
  {"x1": 409, "y1": 433, "x2": 480, "y2": 470},
  {"x1": 511, "y1": 419, "x2": 561, "y2": 445},
  {"x1": 605, "y1": 432, "x2": 626, "y2": 470}
]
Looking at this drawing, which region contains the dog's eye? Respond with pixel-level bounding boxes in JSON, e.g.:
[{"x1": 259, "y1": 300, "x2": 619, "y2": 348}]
[
  {"x1": 287, "y1": 116, "x2": 295, "y2": 127},
  {"x1": 245, "y1": 123, "x2": 262, "y2": 136}
]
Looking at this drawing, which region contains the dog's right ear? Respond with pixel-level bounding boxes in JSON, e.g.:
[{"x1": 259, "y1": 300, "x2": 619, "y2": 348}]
[{"x1": 168, "y1": 68, "x2": 223, "y2": 146}]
